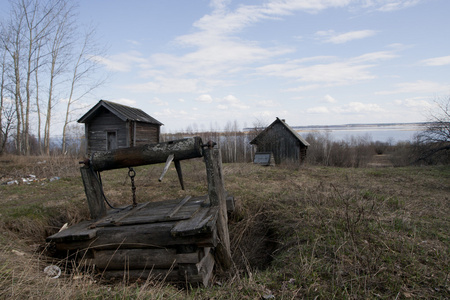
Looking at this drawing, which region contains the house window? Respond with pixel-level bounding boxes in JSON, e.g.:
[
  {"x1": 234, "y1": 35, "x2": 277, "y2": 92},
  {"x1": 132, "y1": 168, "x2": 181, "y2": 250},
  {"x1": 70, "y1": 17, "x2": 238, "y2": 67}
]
[{"x1": 106, "y1": 131, "x2": 117, "y2": 150}]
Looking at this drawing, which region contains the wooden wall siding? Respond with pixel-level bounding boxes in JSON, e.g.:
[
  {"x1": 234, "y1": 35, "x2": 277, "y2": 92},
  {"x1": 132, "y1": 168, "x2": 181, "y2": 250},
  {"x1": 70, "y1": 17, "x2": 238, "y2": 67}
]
[
  {"x1": 256, "y1": 123, "x2": 304, "y2": 164},
  {"x1": 87, "y1": 108, "x2": 128, "y2": 152},
  {"x1": 134, "y1": 122, "x2": 160, "y2": 145}
]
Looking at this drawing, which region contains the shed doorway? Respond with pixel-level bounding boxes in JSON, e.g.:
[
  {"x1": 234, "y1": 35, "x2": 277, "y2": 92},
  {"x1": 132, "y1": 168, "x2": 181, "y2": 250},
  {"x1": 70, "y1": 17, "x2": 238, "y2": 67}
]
[{"x1": 107, "y1": 131, "x2": 117, "y2": 150}]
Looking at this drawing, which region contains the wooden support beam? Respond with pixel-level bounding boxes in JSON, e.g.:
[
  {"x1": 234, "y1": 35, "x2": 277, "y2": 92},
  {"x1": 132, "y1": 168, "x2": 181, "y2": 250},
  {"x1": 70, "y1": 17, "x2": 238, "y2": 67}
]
[
  {"x1": 203, "y1": 146, "x2": 232, "y2": 270},
  {"x1": 159, "y1": 154, "x2": 174, "y2": 182},
  {"x1": 80, "y1": 166, "x2": 107, "y2": 219},
  {"x1": 174, "y1": 160, "x2": 185, "y2": 190},
  {"x1": 88, "y1": 137, "x2": 203, "y2": 172}
]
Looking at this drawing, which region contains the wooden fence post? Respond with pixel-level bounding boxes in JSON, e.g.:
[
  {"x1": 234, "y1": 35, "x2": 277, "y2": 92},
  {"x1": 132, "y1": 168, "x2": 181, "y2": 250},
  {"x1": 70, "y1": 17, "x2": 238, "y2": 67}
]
[
  {"x1": 80, "y1": 166, "x2": 107, "y2": 219},
  {"x1": 203, "y1": 145, "x2": 232, "y2": 270}
]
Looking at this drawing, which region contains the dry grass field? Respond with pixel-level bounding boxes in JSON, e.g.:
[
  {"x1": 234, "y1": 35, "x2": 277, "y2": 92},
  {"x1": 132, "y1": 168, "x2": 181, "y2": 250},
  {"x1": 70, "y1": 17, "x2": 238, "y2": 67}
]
[{"x1": 0, "y1": 155, "x2": 449, "y2": 299}]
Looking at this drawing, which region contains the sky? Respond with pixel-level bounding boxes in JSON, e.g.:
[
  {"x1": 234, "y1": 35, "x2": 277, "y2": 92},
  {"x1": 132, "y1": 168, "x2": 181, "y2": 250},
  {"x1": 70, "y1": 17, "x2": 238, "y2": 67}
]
[{"x1": 5, "y1": 0, "x2": 450, "y2": 134}]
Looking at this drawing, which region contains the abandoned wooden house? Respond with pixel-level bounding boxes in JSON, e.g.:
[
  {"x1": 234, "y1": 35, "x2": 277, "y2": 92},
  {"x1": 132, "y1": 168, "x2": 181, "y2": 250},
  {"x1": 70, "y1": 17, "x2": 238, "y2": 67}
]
[
  {"x1": 46, "y1": 137, "x2": 234, "y2": 286},
  {"x1": 78, "y1": 100, "x2": 163, "y2": 153},
  {"x1": 250, "y1": 117, "x2": 310, "y2": 165}
]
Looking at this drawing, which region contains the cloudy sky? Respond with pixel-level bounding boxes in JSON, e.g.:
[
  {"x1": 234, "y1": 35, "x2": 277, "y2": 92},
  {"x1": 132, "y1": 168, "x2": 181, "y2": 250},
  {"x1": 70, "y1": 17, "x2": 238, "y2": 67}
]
[{"x1": 22, "y1": 0, "x2": 450, "y2": 132}]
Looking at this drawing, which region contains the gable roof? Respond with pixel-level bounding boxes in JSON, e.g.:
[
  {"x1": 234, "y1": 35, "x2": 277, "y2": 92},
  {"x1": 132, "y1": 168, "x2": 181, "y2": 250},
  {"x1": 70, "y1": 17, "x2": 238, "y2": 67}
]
[
  {"x1": 250, "y1": 117, "x2": 310, "y2": 146},
  {"x1": 78, "y1": 100, "x2": 163, "y2": 125}
]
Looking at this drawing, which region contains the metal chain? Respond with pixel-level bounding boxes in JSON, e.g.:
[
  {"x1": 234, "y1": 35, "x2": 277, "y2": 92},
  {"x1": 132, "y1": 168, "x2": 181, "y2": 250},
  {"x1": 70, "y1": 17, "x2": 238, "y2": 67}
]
[{"x1": 128, "y1": 167, "x2": 137, "y2": 207}]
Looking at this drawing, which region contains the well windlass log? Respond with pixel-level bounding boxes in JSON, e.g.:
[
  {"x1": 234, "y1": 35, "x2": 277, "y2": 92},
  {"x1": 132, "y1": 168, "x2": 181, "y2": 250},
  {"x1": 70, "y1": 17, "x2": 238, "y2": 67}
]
[{"x1": 87, "y1": 137, "x2": 203, "y2": 172}]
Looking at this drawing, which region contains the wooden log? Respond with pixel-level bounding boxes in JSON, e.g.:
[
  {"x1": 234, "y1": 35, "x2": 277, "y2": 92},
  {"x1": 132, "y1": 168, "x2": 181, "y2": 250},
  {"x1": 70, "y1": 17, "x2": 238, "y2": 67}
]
[
  {"x1": 51, "y1": 221, "x2": 218, "y2": 251},
  {"x1": 93, "y1": 248, "x2": 177, "y2": 270},
  {"x1": 80, "y1": 166, "x2": 107, "y2": 219},
  {"x1": 89, "y1": 137, "x2": 203, "y2": 172},
  {"x1": 203, "y1": 147, "x2": 232, "y2": 270},
  {"x1": 92, "y1": 247, "x2": 208, "y2": 270}
]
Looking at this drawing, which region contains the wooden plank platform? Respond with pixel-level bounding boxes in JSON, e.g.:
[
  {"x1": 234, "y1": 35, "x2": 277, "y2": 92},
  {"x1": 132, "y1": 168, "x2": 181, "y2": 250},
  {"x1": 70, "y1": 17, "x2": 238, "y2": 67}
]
[{"x1": 46, "y1": 194, "x2": 232, "y2": 285}]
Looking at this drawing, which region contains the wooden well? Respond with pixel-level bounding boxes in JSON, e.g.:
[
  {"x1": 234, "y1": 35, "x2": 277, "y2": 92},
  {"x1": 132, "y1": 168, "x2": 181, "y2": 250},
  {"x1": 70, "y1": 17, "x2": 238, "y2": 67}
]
[{"x1": 46, "y1": 137, "x2": 233, "y2": 286}]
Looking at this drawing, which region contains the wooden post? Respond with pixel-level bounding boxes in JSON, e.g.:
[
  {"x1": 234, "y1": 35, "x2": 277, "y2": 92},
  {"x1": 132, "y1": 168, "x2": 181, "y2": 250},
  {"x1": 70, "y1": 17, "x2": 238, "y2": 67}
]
[
  {"x1": 80, "y1": 166, "x2": 107, "y2": 219},
  {"x1": 174, "y1": 160, "x2": 185, "y2": 190},
  {"x1": 203, "y1": 145, "x2": 232, "y2": 270}
]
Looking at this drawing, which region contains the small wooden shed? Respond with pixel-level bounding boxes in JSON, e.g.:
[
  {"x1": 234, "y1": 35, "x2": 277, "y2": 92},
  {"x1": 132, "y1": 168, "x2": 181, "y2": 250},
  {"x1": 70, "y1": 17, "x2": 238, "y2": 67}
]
[
  {"x1": 250, "y1": 118, "x2": 310, "y2": 165},
  {"x1": 78, "y1": 100, "x2": 163, "y2": 153}
]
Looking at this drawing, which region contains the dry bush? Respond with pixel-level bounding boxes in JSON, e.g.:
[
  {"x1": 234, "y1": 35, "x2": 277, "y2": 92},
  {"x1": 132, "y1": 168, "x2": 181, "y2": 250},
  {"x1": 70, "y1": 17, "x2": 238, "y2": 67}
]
[{"x1": 304, "y1": 132, "x2": 375, "y2": 167}]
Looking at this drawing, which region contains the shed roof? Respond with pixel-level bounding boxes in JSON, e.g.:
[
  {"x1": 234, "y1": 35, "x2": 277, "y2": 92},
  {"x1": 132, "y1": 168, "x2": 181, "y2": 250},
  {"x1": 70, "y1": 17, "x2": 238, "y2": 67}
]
[
  {"x1": 250, "y1": 117, "x2": 310, "y2": 146},
  {"x1": 78, "y1": 100, "x2": 163, "y2": 125}
]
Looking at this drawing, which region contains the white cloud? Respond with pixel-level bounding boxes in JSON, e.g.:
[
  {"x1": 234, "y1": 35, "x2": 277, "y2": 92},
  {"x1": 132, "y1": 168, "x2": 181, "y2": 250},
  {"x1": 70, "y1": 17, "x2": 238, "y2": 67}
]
[
  {"x1": 376, "y1": 80, "x2": 449, "y2": 95},
  {"x1": 260, "y1": 60, "x2": 375, "y2": 86},
  {"x1": 196, "y1": 94, "x2": 214, "y2": 103},
  {"x1": 258, "y1": 48, "x2": 399, "y2": 91},
  {"x1": 307, "y1": 106, "x2": 330, "y2": 114},
  {"x1": 124, "y1": 77, "x2": 201, "y2": 94},
  {"x1": 111, "y1": 98, "x2": 136, "y2": 106},
  {"x1": 92, "y1": 51, "x2": 147, "y2": 72},
  {"x1": 333, "y1": 102, "x2": 384, "y2": 113},
  {"x1": 218, "y1": 95, "x2": 250, "y2": 110},
  {"x1": 317, "y1": 30, "x2": 377, "y2": 44},
  {"x1": 154, "y1": 108, "x2": 190, "y2": 119},
  {"x1": 420, "y1": 56, "x2": 450, "y2": 66},
  {"x1": 394, "y1": 97, "x2": 432, "y2": 109},
  {"x1": 374, "y1": 0, "x2": 421, "y2": 12},
  {"x1": 307, "y1": 102, "x2": 384, "y2": 115},
  {"x1": 323, "y1": 94, "x2": 337, "y2": 103},
  {"x1": 149, "y1": 97, "x2": 169, "y2": 106},
  {"x1": 114, "y1": 0, "x2": 416, "y2": 96},
  {"x1": 256, "y1": 100, "x2": 279, "y2": 107}
]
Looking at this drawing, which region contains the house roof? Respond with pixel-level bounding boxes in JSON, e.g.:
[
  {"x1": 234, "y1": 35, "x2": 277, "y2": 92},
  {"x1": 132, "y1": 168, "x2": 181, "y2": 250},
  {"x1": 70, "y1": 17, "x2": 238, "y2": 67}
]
[
  {"x1": 250, "y1": 117, "x2": 310, "y2": 146},
  {"x1": 78, "y1": 100, "x2": 163, "y2": 125}
]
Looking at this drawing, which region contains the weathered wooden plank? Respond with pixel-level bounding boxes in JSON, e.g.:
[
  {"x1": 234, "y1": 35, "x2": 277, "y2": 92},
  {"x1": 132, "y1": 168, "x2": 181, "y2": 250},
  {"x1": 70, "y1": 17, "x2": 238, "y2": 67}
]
[
  {"x1": 203, "y1": 147, "x2": 232, "y2": 270},
  {"x1": 92, "y1": 247, "x2": 208, "y2": 270},
  {"x1": 174, "y1": 160, "x2": 185, "y2": 190},
  {"x1": 89, "y1": 196, "x2": 206, "y2": 228},
  {"x1": 165, "y1": 196, "x2": 191, "y2": 219},
  {"x1": 53, "y1": 222, "x2": 218, "y2": 251},
  {"x1": 170, "y1": 206, "x2": 218, "y2": 237},
  {"x1": 226, "y1": 193, "x2": 235, "y2": 213},
  {"x1": 158, "y1": 154, "x2": 174, "y2": 182},
  {"x1": 46, "y1": 220, "x2": 97, "y2": 243},
  {"x1": 93, "y1": 248, "x2": 178, "y2": 270},
  {"x1": 178, "y1": 250, "x2": 215, "y2": 286},
  {"x1": 89, "y1": 137, "x2": 203, "y2": 172},
  {"x1": 80, "y1": 166, "x2": 107, "y2": 219}
]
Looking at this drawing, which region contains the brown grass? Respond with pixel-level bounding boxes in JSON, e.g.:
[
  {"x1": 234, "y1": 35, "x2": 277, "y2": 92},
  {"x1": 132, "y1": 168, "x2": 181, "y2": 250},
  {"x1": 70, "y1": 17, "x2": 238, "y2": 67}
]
[{"x1": 0, "y1": 156, "x2": 449, "y2": 299}]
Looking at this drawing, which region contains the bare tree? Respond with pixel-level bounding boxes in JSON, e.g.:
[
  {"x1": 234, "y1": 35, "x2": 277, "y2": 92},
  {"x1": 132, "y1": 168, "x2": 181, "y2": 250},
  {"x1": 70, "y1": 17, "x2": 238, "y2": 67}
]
[
  {"x1": 0, "y1": 0, "x2": 73, "y2": 155},
  {"x1": 43, "y1": 0, "x2": 75, "y2": 155},
  {"x1": 62, "y1": 26, "x2": 105, "y2": 154},
  {"x1": 0, "y1": 49, "x2": 8, "y2": 154},
  {"x1": 1, "y1": 0, "x2": 105, "y2": 156},
  {"x1": 416, "y1": 96, "x2": 450, "y2": 163}
]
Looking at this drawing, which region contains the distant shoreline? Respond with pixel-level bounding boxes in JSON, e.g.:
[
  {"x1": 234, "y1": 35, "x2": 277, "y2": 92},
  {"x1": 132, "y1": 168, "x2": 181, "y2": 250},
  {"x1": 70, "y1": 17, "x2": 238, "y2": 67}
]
[
  {"x1": 244, "y1": 122, "x2": 428, "y2": 131},
  {"x1": 291, "y1": 122, "x2": 427, "y2": 131}
]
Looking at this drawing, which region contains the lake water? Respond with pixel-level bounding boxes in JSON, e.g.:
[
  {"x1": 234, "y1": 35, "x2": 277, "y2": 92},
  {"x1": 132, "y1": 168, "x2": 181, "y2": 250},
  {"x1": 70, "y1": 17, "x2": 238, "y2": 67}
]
[{"x1": 294, "y1": 123, "x2": 426, "y2": 143}]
